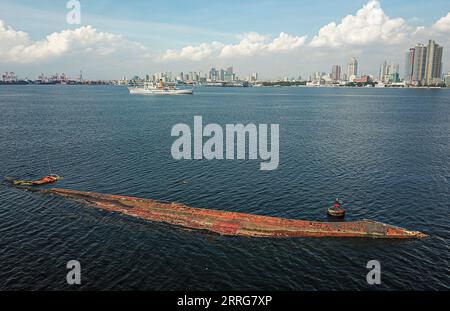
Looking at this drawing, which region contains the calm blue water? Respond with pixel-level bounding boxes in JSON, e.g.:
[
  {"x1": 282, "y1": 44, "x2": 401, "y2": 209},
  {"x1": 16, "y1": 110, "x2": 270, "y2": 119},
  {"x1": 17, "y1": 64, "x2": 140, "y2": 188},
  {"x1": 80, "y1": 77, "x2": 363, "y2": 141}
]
[{"x1": 0, "y1": 85, "x2": 449, "y2": 290}]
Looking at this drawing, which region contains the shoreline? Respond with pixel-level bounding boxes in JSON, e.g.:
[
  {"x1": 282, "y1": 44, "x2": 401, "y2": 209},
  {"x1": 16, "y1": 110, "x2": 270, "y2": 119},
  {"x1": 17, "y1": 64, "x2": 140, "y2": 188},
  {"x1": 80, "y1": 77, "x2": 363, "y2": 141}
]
[{"x1": 0, "y1": 83, "x2": 448, "y2": 89}]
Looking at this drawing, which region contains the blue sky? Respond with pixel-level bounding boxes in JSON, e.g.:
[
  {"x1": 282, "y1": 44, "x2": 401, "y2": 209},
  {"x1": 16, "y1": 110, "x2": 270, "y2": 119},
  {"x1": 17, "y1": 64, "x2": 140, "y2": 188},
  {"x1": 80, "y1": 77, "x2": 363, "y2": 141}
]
[
  {"x1": 2, "y1": 0, "x2": 448, "y2": 45},
  {"x1": 0, "y1": 0, "x2": 449, "y2": 79}
]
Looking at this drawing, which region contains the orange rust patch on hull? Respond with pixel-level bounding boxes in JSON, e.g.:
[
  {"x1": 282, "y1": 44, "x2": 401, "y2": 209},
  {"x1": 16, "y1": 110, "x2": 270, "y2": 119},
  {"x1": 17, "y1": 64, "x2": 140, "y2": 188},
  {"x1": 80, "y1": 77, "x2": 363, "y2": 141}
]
[{"x1": 44, "y1": 188, "x2": 427, "y2": 239}]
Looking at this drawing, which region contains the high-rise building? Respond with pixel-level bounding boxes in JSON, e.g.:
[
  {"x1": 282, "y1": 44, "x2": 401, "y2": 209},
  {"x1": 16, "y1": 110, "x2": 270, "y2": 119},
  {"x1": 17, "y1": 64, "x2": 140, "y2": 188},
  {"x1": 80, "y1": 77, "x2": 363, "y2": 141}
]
[
  {"x1": 412, "y1": 43, "x2": 427, "y2": 85},
  {"x1": 379, "y1": 61, "x2": 399, "y2": 83},
  {"x1": 223, "y1": 67, "x2": 234, "y2": 82},
  {"x1": 312, "y1": 71, "x2": 321, "y2": 81},
  {"x1": 424, "y1": 40, "x2": 443, "y2": 85},
  {"x1": 347, "y1": 57, "x2": 358, "y2": 82},
  {"x1": 379, "y1": 60, "x2": 387, "y2": 82},
  {"x1": 250, "y1": 72, "x2": 259, "y2": 82},
  {"x1": 77, "y1": 70, "x2": 83, "y2": 82},
  {"x1": 408, "y1": 40, "x2": 444, "y2": 85},
  {"x1": 444, "y1": 72, "x2": 450, "y2": 87},
  {"x1": 404, "y1": 48, "x2": 414, "y2": 83},
  {"x1": 209, "y1": 67, "x2": 217, "y2": 81},
  {"x1": 331, "y1": 65, "x2": 341, "y2": 81},
  {"x1": 387, "y1": 63, "x2": 400, "y2": 82}
]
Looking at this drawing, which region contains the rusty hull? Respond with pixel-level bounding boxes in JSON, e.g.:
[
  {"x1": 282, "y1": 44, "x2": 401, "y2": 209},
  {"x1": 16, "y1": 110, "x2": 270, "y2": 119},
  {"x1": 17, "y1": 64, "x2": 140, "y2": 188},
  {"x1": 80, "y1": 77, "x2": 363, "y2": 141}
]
[{"x1": 42, "y1": 188, "x2": 426, "y2": 239}]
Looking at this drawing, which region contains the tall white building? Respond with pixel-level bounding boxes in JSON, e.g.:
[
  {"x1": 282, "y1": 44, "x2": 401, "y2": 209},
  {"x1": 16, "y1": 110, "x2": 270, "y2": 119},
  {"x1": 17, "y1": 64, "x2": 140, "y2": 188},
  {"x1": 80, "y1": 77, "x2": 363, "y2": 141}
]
[
  {"x1": 347, "y1": 57, "x2": 358, "y2": 82},
  {"x1": 379, "y1": 61, "x2": 387, "y2": 82}
]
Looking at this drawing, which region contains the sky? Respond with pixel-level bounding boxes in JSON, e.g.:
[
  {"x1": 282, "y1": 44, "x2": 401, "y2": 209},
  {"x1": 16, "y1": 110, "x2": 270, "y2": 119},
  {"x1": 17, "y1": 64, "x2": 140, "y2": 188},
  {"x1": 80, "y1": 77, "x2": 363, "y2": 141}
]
[{"x1": 0, "y1": 0, "x2": 449, "y2": 80}]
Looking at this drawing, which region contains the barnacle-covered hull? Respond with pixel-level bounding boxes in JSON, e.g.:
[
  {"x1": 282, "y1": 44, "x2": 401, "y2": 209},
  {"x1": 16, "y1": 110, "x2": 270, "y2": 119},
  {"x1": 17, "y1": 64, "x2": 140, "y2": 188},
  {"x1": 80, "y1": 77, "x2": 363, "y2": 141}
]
[{"x1": 42, "y1": 188, "x2": 427, "y2": 239}]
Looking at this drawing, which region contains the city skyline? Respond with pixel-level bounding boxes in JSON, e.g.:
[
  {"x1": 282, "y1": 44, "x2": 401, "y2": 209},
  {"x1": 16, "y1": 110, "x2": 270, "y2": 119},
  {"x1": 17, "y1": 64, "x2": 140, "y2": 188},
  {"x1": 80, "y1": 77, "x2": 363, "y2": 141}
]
[
  {"x1": 2, "y1": 46, "x2": 446, "y2": 87},
  {"x1": 0, "y1": 1, "x2": 449, "y2": 79}
]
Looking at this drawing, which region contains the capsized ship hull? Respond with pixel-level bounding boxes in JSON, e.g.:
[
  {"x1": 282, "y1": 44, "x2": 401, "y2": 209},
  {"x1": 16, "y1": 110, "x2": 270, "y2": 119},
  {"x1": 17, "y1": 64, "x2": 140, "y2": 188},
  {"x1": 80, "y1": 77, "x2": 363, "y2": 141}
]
[{"x1": 41, "y1": 188, "x2": 426, "y2": 238}]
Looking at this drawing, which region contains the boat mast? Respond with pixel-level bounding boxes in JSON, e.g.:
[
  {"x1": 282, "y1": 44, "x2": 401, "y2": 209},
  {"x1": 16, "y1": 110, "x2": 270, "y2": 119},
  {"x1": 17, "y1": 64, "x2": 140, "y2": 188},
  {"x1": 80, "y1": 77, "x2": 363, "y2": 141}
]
[{"x1": 48, "y1": 159, "x2": 52, "y2": 175}]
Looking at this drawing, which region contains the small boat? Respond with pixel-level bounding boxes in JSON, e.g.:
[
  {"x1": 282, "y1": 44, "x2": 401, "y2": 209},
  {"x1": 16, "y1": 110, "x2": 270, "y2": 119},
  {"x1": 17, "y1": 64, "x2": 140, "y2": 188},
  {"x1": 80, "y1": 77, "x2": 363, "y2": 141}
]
[
  {"x1": 6, "y1": 160, "x2": 63, "y2": 186},
  {"x1": 327, "y1": 198, "x2": 345, "y2": 217},
  {"x1": 128, "y1": 80, "x2": 193, "y2": 95},
  {"x1": 327, "y1": 206, "x2": 346, "y2": 217},
  {"x1": 7, "y1": 174, "x2": 63, "y2": 186}
]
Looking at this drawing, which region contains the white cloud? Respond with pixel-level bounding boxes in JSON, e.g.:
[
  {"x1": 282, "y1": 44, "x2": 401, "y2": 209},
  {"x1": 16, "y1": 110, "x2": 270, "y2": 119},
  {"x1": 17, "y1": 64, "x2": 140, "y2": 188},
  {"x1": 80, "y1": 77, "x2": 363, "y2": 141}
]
[
  {"x1": 309, "y1": 0, "x2": 406, "y2": 47},
  {"x1": 0, "y1": 2, "x2": 448, "y2": 79},
  {"x1": 267, "y1": 32, "x2": 307, "y2": 52},
  {"x1": 159, "y1": 32, "x2": 306, "y2": 61},
  {"x1": 412, "y1": 26, "x2": 426, "y2": 36},
  {"x1": 432, "y1": 12, "x2": 450, "y2": 32},
  {"x1": 409, "y1": 12, "x2": 450, "y2": 43},
  {"x1": 0, "y1": 20, "x2": 29, "y2": 50},
  {"x1": 218, "y1": 32, "x2": 268, "y2": 58},
  {"x1": 0, "y1": 20, "x2": 147, "y2": 64},
  {"x1": 161, "y1": 41, "x2": 224, "y2": 62}
]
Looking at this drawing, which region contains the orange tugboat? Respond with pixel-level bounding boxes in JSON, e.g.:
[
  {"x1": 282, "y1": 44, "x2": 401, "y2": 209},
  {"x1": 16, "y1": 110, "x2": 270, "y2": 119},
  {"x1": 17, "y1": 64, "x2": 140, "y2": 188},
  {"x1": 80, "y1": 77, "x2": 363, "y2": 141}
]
[
  {"x1": 5, "y1": 160, "x2": 63, "y2": 186},
  {"x1": 7, "y1": 174, "x2": 63, "y2": 186},
  {"x1": 33, "y1": 188, "x2": 426, "y2": 239}
]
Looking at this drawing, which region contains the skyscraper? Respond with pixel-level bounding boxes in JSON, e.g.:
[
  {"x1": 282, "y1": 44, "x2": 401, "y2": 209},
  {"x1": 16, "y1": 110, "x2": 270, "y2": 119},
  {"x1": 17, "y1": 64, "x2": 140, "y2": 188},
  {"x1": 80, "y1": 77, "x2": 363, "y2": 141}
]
[
  {"x1": 412, "y1": 43, "x2": 427, "y2": 85},
  {"x1": 313, "y1": 71, "x2": 321, "y2": 81},
  {"x1": 347, "y1": 57, "x2": 358, "y2": 82},
  {"x1": 331, "y1": 65, "x2": 341, "y2": 81},
  {"x1": 424, "y1": 40, "x2": 443, "y2": 85},
  {"x1": 387, "y1": 63, "x2": 400, "y2": 82},
  {"x1": 209, "y1": 67, "x2": 217, "y2": 81},
  {"x1": 404, "y1": 48, "x2": 414, "y2": 83},
  {"x1": 251, "y1": 72, "x2": 259, "y2": 82},
  {"x1": 379, "y1": 60, "x2": 387, "y2": 82},
  {"x1": 379, "y1": 61, "x2": 399, "y2": 83}
]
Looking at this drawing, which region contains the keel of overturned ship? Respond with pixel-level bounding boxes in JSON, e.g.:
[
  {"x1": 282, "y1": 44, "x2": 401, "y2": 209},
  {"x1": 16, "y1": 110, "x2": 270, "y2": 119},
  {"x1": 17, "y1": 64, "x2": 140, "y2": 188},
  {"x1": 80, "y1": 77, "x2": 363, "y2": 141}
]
[{"x1": 38, "y1": 188, "x2": 426, "y2": 239}]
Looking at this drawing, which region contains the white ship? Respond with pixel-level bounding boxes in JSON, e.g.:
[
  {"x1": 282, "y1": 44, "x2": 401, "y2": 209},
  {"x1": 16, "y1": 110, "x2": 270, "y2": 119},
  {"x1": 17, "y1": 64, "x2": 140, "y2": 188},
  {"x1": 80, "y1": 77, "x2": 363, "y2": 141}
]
[{"x1": 128, "y1": 80, "x2": 193, "y2": 95}]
